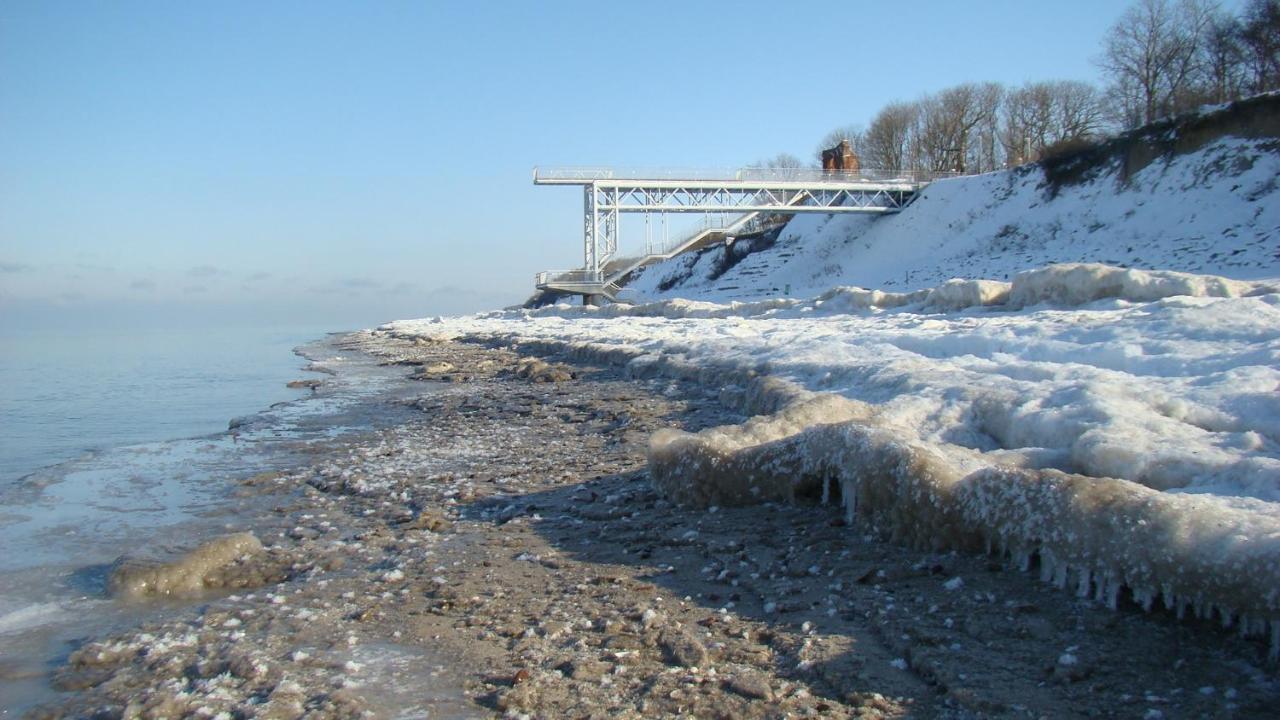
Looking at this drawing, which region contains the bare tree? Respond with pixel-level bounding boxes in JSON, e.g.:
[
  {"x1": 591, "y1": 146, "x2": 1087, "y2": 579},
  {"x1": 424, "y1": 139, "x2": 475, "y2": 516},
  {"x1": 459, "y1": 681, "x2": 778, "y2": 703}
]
[
  {"x1": 1003, "y1": 81, "x2": 1106, "y2": 163},
  {"x1": 1103, "y1": 75, "x2": 1149, "y2": 129},
  {"x1": 916, "y1": 96, "x2": 955, "y2": 172},
  {"x1": 747, "y1": 153, "x2": 808, "y2": 179},
  {"x1": 1200, "y1": 10, "x2": 1247, "y2": 102},
  {"x1": 1240, "y1": 0, "x2": 1280, "y2": 91},
  {"x1": 862, "y1": 102, "x2": 917, "y2": 171},
  {"x1": 757, "y1": 153, "x2": 806, "y2": 169},
  {"x1": 1098, "y1": 0, "x2": 1218, "y2": 126},
  {"x1": 1002, "y1": 83, "x2": 1055, "y2": 164},
  {"x1": 913, "y1": 83, "x2": 1004, "y2": 174},
  {"x1": 1054, "y1": 81, "x2": 1107, "y2": 140},
  {"x1": 971, "y1": 82, "x2": 1006, "y2": 173}
]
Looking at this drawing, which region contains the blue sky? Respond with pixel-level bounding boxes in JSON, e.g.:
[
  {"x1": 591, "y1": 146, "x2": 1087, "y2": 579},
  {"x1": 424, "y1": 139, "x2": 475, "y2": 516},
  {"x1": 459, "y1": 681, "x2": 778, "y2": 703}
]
[{"x1": 0, "y1": 0, "x2": 1223, "y2": 329}]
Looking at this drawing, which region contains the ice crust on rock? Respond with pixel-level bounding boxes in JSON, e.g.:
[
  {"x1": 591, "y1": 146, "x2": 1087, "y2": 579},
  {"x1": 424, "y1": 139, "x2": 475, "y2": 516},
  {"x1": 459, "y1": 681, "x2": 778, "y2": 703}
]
[
  {"x1": 649, "y1": 394, "x2": 1280, "y2": 655},
  {"x1": 1007, "y1": 264, "x2": 1262, "y2": 309},
  {"x1": 648, "y1": 393, "x2": 878, "y2": 507},
  {"x1": 524, "y1": 264, "x2": 1274, "y2": 322},
  {"x1": 107, "y1": 532, "x2": 265, "y2": 600}
]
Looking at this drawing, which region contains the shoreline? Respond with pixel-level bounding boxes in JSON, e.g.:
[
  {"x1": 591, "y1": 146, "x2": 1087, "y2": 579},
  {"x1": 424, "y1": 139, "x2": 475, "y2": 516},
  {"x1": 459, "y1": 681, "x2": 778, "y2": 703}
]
[
  {"x1": 21, "y1": 333, "x2": 1280, "y2": 718},
  {"x1": 0, "y1": 332, "x2": 410, "y2": 715}
]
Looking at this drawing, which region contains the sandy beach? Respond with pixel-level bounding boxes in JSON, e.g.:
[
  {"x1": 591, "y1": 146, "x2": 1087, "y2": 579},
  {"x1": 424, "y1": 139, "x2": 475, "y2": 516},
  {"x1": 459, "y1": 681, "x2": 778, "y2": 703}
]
[{"x1": 24, "y1": 332, "x2": 1278, "y2": 719}]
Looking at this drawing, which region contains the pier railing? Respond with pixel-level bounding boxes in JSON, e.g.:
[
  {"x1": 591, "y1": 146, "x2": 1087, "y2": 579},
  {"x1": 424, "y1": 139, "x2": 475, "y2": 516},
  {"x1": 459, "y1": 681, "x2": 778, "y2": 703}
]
[{"x1": 533, "y1": 166, "x2": 961, "y2": 185}]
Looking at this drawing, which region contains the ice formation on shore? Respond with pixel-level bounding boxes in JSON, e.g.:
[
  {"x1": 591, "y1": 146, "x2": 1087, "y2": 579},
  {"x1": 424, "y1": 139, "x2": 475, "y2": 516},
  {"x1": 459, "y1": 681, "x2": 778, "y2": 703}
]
[
  {"x1": 1006, "y1": 264, "x2": 1262, "y2": 308},
  {"x1": 383, "y1": 263, "x2": 1280, "y2": 652},
  {"x1": 648, "y1": 396, "x2": 1280, "y2": 656},
  {"x1": 107, "y1": 532, "x2": 265, "y2": 599}
]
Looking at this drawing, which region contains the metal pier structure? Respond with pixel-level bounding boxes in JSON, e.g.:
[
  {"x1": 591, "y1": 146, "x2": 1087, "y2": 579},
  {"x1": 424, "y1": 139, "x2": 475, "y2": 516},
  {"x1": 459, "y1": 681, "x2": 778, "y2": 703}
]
[{"x1": 532, "y1": 167, "x2": 948, "y2": 303}]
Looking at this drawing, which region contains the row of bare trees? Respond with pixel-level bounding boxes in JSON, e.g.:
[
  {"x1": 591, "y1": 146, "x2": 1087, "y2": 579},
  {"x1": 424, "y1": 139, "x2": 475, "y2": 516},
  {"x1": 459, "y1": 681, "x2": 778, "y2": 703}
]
[
  {"x1": 814, "y1": 80, "x2": 1104, "y2": 174},
  {"x1": 1101, "y1": 0, "x2": 1280, "y2": 126},
  {"x1": 801, "y1": 0, "x2": 1278, "y2": 173}
]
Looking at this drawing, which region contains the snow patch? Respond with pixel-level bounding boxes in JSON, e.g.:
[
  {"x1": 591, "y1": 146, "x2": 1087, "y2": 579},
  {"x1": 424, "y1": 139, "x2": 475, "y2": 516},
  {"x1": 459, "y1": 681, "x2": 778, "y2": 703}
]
[{"x1": 384, "y1": 260, "x2": 1280, "y2": 654}]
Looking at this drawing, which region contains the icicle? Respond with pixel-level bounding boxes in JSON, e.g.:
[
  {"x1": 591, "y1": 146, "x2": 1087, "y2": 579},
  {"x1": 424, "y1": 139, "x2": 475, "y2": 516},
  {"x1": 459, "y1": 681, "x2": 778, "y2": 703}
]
[
  {"x1": 1271, "y1": 621, "x2": 1279, "y2": 661},
  {"x1": 1053, "y1": 561, "x2": 1069, "y2": 589},
  {"x1": 821, "y1": 476, "x2": 831, "y2": 506},
  {"x1": 1017, "y1": 550, "x2": 1031, "y2": 573},
  {"x1": 1040, "y1": 549, "x2": 1056, "y2": 584},
  {"x1": 1241, "y1": 616, "x2": 1269, "y2": 639},
  {"x1": 1076, "y1": 567, "x2": 1092, "y2": 598}
]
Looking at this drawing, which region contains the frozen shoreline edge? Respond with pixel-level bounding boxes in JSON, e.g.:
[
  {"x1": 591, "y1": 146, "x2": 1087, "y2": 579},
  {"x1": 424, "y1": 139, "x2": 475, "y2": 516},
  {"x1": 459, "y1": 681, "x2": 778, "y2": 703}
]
[{"x1": 372, "y1": 322, "x2": 1280, "y2": 657}]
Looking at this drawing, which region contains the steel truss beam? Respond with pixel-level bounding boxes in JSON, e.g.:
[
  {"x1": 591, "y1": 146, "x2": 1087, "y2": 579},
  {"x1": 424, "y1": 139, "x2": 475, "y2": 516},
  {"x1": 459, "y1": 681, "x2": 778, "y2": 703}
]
[
  {"x1": 537, "y1": 170, "x2": 934, "y2": 283},
  {"x1": 596, "y1": 185, "x2": 915, "y2": 213}
]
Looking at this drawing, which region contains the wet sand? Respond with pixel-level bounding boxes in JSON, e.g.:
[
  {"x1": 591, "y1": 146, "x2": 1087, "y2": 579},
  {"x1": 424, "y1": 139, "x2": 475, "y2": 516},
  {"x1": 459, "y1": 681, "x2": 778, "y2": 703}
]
[{"x1": 24, "y1": 332, "x2": 1279, "y2": 719}]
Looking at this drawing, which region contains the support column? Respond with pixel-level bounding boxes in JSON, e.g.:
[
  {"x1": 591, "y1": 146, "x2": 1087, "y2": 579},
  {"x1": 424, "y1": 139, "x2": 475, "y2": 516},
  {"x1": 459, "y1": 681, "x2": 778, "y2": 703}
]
[
  {"x1": 583, "y1": 184, "x2": 598, "y2": 278},
  {"x1": 606, "y1": 186, "x2": 619, "y2": 261}
]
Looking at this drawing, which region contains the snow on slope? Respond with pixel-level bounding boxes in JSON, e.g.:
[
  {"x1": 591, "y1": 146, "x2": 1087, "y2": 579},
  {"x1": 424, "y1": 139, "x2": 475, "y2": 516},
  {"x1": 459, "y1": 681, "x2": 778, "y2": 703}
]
[
  {"x1": 383, "y1": 264, "x2": 1280, "y2": 650},
  {"x1": 386, "y1": 103, "x2": 1280, "y2": 650},
  {"x1": 625, "y1": 136, "x2": 1280, "y2": 303}
]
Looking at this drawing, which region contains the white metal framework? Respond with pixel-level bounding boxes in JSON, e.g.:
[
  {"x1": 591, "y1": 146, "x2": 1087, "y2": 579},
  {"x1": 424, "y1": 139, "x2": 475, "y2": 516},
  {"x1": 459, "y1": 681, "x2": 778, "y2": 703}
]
[{"x1": 533, "y1": 166, "x2": 950, "y2": 301}]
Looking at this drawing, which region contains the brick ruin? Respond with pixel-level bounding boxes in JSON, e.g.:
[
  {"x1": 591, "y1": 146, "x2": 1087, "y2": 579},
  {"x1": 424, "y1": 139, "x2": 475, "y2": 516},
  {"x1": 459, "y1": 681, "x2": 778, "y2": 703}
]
[{"x1": 821, "y1": 139, "x2": 860, "y2": 172}]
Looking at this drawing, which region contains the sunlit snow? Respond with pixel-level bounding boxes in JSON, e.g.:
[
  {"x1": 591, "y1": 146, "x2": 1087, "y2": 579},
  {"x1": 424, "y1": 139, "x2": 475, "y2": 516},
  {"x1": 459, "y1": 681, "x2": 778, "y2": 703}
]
[{"x1": 383, "y1": 128, "x2": 1280, "y2": 653}]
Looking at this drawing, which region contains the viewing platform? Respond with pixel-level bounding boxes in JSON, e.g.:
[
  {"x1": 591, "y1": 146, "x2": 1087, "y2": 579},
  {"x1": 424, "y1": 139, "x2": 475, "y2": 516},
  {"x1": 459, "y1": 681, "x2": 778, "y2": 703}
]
[{"x1": 533, "y1": 166, "x2": 956, "y2": 303}]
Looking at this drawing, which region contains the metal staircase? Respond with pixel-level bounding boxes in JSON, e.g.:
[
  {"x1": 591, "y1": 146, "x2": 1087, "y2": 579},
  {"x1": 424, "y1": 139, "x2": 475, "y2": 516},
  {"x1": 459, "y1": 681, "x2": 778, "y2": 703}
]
[{"x1": 537, "y1": 205, "x2": 797, "y2": 301}]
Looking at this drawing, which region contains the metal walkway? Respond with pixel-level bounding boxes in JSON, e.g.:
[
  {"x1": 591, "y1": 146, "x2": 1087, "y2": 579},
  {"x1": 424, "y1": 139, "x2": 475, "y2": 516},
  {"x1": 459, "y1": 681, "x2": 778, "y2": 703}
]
[{"x1": 533, "y1": 166, "x2": 950, "y2": 302}]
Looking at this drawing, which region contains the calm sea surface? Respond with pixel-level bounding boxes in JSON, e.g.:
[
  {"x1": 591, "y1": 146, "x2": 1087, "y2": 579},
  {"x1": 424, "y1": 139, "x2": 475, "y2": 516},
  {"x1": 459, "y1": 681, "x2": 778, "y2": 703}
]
[{"x1": 0, "y1": 324, "x2": 333, "y2": 484}]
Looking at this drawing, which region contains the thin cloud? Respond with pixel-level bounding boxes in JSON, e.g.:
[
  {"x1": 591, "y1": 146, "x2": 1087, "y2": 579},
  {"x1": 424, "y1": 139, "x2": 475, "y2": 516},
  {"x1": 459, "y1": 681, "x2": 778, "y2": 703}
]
[
  {"x1": 1, "y1": 261, "x2": 32, "y2": 273},
  {"x1": 129, "y1": 278, "x2": 157, "y2": 291},
  {"x1": 425, "y1": 285, "x2": 467, "y2": 296},
  {"x1": 305, "y1": 277, "x2": 386, "y2": 295},
  {"x1": 183, "y1": 284, "x2": 208, "y2": 294},
  {"x1": 74, "y1": 261, "x2": 115, "y2": 272},
  {"x1": 187, "y1": 265, "x2": 223, "y2": 278}
]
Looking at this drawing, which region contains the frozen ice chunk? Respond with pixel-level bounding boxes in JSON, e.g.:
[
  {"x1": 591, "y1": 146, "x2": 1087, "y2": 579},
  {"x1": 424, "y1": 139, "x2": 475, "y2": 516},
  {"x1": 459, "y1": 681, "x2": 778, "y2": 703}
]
[
  {"x1": 1008, "y1": 264, "x2": 1258, "y2": 309},
  {"x1": 107, "y1": 532, "x2": 265, "y2": 600},
  {"x1": 649, "y1": 396, "x2": 1280, "y2": 654}
]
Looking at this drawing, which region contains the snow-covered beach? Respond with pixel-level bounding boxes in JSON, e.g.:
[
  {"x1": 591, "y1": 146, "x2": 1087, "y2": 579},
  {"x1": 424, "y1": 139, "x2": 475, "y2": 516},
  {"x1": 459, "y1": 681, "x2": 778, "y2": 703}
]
[
  {"x1": 12, "y1": 95, "x2": 1280, "y2": 720},
  {"x1": 388, "y1": 262, "x2": 1280, "y2": 646},
  {"x1": 21, "y1": 332, "x2": 1280, "y2": 718}
]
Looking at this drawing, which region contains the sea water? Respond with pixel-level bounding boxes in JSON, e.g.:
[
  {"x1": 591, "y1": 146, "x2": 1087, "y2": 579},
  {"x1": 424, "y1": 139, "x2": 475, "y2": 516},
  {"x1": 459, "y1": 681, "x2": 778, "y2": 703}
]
[
  {"x1": 0, "y1": 324, "x2": 331, "y2": 484},
  {"x1": 0, "y1": 323, "x2": 425, "y2": 714}
]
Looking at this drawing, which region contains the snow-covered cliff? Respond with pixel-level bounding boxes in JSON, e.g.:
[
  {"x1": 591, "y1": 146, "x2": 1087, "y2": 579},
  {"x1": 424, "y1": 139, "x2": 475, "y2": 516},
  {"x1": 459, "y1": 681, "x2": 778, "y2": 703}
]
[{"x1": 625, "y1": 96, "x2": 1280, "y2": 303}]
